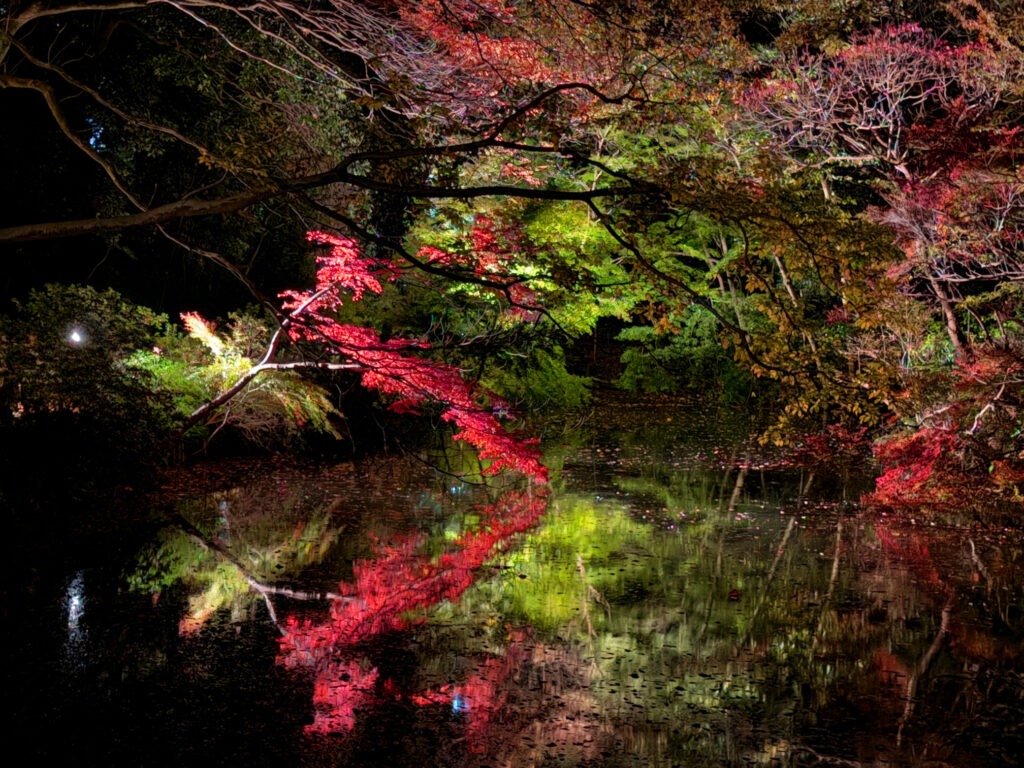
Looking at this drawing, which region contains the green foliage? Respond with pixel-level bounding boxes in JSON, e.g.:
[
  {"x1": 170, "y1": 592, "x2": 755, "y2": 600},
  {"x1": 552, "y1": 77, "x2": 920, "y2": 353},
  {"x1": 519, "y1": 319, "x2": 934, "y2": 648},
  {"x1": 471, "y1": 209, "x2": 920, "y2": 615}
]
[
  {"x1": 0, "y1": 283, "x2": 349, "y2": 501},
  {"x1": 0, "y1": 284, "x2": 175, "y2": 492},
  {"x1": 482, "y1": 346, "x2": 592, "y2": 411},
  {"x1": 128, "y1": 311, "x2": 342, "y2": 447},
  {"x1": 7, "y1": 0, "x2": 1024, "y2": 473},
  {"x1": 517, "y1": 200, "x2": 638, "y2": 334},
  {"x1": 406, "y1": 198, "x2": 636, "y2": 338},
  {"x1": 616, "y1": 308, "x2": 752, "y2": 401},
  {"x1": 0, "y1": 283, "x2": 167, "y2": 409}
]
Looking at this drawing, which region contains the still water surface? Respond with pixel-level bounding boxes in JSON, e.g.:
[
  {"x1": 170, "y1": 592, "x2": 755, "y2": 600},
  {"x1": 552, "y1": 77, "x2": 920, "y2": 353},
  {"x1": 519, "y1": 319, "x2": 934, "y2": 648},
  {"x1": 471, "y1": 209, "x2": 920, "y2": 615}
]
[{"x1": 9, "y1": 401, "x2": 1023, "y2": 766}]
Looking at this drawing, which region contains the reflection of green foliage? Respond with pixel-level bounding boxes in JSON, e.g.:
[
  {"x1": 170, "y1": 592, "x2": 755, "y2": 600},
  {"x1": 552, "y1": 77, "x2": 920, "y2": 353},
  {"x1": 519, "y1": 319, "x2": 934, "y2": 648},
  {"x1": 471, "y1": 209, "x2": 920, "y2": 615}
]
[
  {"x1": 127, "y1": 528, "x2": 213, "y2": 594},
  {"x1": 121, "y1": 437, "x2": 1023, "y2": 765},
  {"x1": 615, "y1": 470, "x2": 725, "y2": 518},
  {"x1": 501, "y1": 497, "x2": 646, "y2": 632},
  {"x1": 465, "y1": 493, "x2": 730, "y2": 636},
  {"x1": 186, "y1": 560, "x2": 252, "y2": 622},
  {"x1": 128, "y1": 521, "x2": 249, "y2": 621},
  {"x1": 207, "y1": 490, "x2": 343, "y2": 582},
  {"x1": 441, "y1": 487, "x2": 794, "y2": 763}
]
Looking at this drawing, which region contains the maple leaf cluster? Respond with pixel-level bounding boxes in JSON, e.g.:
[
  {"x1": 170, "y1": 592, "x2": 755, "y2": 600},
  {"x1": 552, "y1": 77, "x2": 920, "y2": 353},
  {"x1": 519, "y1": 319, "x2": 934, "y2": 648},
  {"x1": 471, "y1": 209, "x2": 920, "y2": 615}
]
[
  {"x1": 286, "y1": 230, "x2": 547, "y2": 483},
  {"x1": 865, "y1": 428, "x2": 967, "y2": 510},
  {"x1": 861, "y1": 345, "x2": 1024, "y2": 512}
]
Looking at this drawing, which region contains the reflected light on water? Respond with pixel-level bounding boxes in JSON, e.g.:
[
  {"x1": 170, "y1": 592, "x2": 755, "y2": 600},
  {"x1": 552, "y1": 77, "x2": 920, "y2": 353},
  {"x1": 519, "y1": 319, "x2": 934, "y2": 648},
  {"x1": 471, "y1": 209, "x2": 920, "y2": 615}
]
[
  {"x1": 67, "y1": 571, "x2": 85, "y2": 632},
  {"x1": 63, "y1": 571, "x2": 88, "y2": 668}
]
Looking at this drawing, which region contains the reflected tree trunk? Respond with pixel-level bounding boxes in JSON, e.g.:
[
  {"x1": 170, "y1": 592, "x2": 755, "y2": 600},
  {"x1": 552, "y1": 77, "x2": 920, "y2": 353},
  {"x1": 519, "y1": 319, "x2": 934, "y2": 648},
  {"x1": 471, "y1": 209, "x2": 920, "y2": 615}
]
[
  {"x1": 727, "y1": 454, "x2": 749, "y2": 514},
  {"x1": 740, "y1": 516, "x2": 797, "y2": 647},
  {"x1": 812, "y1": 519, "x2": 843, "y2": 652},
  {"x1": 896, "y1": 599, "x2": 953, "y2": 747}
]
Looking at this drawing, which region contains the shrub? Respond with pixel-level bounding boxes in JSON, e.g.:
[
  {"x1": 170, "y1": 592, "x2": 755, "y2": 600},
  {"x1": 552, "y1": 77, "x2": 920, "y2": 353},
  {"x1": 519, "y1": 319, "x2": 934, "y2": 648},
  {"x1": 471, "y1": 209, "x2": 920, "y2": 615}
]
[{"x1": 0, "y1": 284, "x2": 174, "y2": 496}]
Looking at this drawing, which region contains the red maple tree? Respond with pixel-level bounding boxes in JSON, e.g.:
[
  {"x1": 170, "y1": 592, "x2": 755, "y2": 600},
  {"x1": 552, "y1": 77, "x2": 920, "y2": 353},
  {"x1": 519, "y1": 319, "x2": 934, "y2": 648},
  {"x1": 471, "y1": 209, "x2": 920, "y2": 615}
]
[{"x1": 184, "y1": 229, "x2": 547, "y2": 483}]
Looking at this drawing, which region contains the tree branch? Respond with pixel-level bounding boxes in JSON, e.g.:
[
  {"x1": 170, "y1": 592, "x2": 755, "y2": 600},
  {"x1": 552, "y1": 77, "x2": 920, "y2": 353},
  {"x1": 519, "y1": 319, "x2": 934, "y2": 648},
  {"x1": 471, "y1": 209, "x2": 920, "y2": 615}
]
[
  {"x1": 0, "y1": 73, "x2": 145, "y2": 210},
  {"x1": 0, "y1": 138, "x2": 649, "y2": 244}
]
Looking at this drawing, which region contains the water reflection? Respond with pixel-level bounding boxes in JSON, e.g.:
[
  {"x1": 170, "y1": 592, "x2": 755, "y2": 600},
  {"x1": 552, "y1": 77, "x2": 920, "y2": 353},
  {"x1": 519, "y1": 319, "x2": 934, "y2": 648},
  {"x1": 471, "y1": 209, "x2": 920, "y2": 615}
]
[
  {"x1": 63, "y1": 570, "x2": 87, "y2": 665},
  {"x1": 277, "y1": 490, "x2": 549, "y2": 733},
  {"x1": 66, "y1": 570, "x2": 85, "y2": 632},
  {"x1": 22, "y1": 404, "x2": 1022, "y2": 766}
]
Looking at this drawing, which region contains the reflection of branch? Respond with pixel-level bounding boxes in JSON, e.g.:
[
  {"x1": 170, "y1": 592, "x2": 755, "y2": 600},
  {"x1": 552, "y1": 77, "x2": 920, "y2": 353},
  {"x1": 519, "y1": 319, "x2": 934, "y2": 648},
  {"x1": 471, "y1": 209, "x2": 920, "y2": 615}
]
[
  {"x1": 812, "y1": 519, "x2": 843, "y2": 649},
  {"x1": 791, "y1": 745, "x2": 864, "y2": 767},
  {"x1": 743, "y1": 516, "x2": 796, "y2": 638},
  {"x1": 896, "y1": 599, "x2": 953, "y2": 747},
  {"x1": 170, "y1": 512, "x2": 357, "y2": 632},
  {"x1": 9, "y1": 2, "x2": 151, "y2": 26},
  {"x1": 576, "y1": 554, "x2": 609, "y2": 638},
  {"x1": 967, "y1": 539, "x2": 991, "y2": 585},
  {"x1": 1, "y1": 0, "x2": 150, "y2": 64},
  {"x1": 727, "y1": 455, "x2": 748, "y2": 514}
]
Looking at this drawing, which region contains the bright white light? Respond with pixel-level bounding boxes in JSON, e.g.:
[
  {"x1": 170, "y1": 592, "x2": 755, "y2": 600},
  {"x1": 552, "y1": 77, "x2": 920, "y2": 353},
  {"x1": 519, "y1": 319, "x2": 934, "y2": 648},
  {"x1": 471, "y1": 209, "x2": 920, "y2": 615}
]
[
  {"x1": 67, "y1": 572, "x2": 85, "y2": 631},
  {"x1": 69, "y1": 329, "x2": 83, "y2": 344}
]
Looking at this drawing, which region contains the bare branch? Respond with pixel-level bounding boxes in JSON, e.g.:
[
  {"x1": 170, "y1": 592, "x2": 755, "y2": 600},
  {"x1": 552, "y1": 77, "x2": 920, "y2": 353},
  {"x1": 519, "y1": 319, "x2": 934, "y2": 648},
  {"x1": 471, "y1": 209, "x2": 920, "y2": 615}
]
[
  {"x1": 0, "y1": 73, "x2": 145, "y2": 210},
  {"x1": 8, "y1": 35, "x2": 216, "y2": 161}
]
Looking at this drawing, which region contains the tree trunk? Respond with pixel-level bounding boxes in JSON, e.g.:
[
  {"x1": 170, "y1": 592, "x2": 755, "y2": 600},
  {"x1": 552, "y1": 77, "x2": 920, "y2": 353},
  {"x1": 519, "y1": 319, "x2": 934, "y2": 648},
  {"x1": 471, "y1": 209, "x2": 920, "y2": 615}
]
[{"x1": 927, "y1": 275, "x2": 968, "y2": 358}]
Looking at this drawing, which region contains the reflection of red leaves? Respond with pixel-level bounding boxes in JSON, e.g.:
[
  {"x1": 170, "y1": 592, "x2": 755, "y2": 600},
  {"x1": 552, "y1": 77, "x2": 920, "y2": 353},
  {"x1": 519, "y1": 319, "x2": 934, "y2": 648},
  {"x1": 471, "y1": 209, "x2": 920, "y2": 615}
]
[
  {"x1": 790, "y1": 424, "x2": 869, "y2": 469},
  {"x1": 276, "y1": 491, "x2": 548, "y2": 734},
  {"x1": 410, "y1": 637, "x2": 531, "y2": 753},
  {"x1": 874, "y1": 522, "x2": 945, "y2": 591},
  {"x1": 873, "y1": 648, "x2": 909, "y2": 691},
  {"x1": 178, "y1": 604, "x2": 217, "y2": 636},
  {"x1": 410, "y1": 686, "x2": 453, "y2": 707},
  {"x1": 304, "y1": 660, "x2": 379, "y2": 734},
  {"x1": 951, "y1": 622, "x2": 1016, "y2": 662}
]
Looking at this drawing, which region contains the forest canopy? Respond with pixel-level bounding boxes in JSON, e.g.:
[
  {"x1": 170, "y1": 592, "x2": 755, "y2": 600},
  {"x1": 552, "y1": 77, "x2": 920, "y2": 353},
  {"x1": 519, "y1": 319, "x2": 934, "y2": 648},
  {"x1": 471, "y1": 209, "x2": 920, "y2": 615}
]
[{"x1": 3, "y1": 1, "x2": 1024, "y2": 506}]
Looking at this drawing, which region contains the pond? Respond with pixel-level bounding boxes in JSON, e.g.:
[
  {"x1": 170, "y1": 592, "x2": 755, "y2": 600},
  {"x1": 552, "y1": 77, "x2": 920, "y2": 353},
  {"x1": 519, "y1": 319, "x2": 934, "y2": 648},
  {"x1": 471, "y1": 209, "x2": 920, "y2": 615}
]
[{"x1": 9, "y1": 399, "x2": 1023, "y2": 766}]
